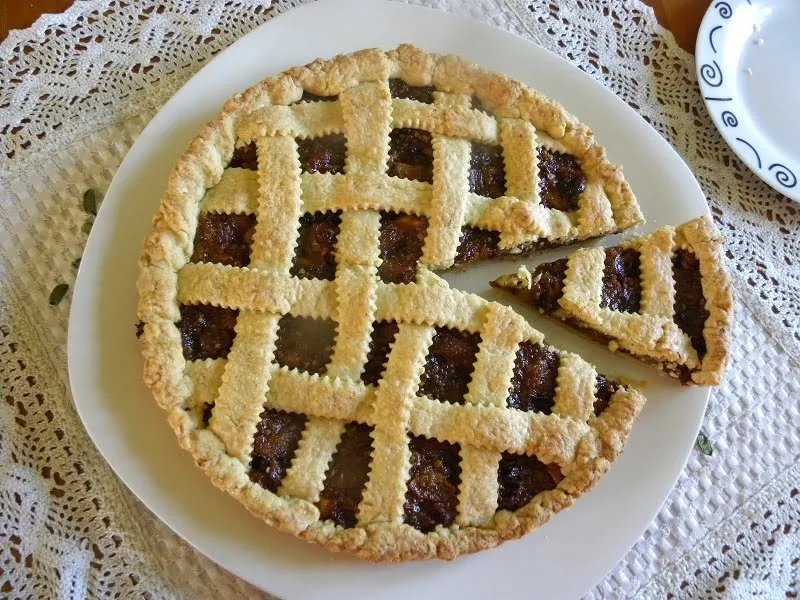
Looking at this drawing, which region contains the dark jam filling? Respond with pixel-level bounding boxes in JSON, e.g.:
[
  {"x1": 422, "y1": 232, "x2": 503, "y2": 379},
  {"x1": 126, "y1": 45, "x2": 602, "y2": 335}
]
[
  {"x1": 672, "y1": 249, "x2": 709, "y2": 358},
  {"x1": 468, "y1": 142, "x2": 506, "y2": 198},
  {"x1": 290, "y1": 211, "x2": 341, "y2": 281},
  {"x1": 178, "y1": 304, "x2": 238, "y2": 361},
  {"x1": 201, "y1": 402, "x2": 214, "y2": 426},
  {"x1": 298, "y1": 91, "x2": 338, "y2": 103},
  {"x1": 135, "y1": 321, "x2": 144, "y2": 338},
  {"x1": 537, "y1": 148, "x2": 586, "y2": 211},
  {"x1": 387, "y1": 128, "x2": 434, "y2": 183},
  {"x1": 377, "y1": 212, "x2": 429, "y2": 284},
  {"x1": 453, "y1": 227, "x2": 501, "y2": 266},
  {"x1": 249, "y1": 409, "x2": 307, "y2": 493},
  {"x1": 490, "y1": 258, "x2": 569, "y2": 313},
  {"x1": 230, "y1": 142, "x2": 258, "y2": 170},
  {"x1": 316, "y1": 423, "x2": 375, "y2": 528},
  {"x1": 389, "y1": 79, "x2": 435, "y2": 104},
  {"x1": 361, "y1": 321, "x2": 400, "y2": 386},
  {"x1": 297, "y1": 134, "x2": 347, "y2": 174},
  {"x1": 593, "y1": 375, "x2": 619, "y2": 416},
  {"x1": 417, "y1": 327, "x2": 481, "y2": 405},
  {"x1": 497, "y1": 452, "x2": 562, "y2": 512},
  {"x1": 191, "y1": 212, "x2": 257, "y2": 268},
  {"x1": 600, "y1": 247, "x2": 642, "y2": 314},
  {"x1": 273, "y1": 315, "x2": 337, "y2": 375},
  {"x1": 403, "y1": 435, "x2": 461, "y2": 533},
  {"x1": 507, "y1": 341, "x2": 560, "y2": 414}
]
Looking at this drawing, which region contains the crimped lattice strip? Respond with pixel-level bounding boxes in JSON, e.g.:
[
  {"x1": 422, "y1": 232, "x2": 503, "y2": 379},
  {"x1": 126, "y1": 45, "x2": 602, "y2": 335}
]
[
  {"x1": 558, "y1": 225, "x2": 698, "y2": 366},
  {"x1": 235, "y1": 80, "x2": 631, "y2": 269}
]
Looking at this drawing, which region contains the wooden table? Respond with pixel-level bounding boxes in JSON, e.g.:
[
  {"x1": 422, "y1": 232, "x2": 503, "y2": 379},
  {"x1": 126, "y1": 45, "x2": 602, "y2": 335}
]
[{"x1": 2, "y1": 0, "x2": 712, "y2": 51}]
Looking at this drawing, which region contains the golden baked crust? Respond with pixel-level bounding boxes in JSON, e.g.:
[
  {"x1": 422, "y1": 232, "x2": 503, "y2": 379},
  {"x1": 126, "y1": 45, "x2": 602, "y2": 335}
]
[
  {"x1": 493, "y1": 216, "x2": 734, "y2": 386},
  {"x1": 137, "y1": 45, "x2": 647, "y2": 561}
]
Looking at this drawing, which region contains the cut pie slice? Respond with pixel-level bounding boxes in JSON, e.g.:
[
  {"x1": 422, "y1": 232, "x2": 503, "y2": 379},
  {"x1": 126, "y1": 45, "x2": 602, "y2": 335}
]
[{"x1": 491, "y1": 216, "x2": 734, "y2": 385}]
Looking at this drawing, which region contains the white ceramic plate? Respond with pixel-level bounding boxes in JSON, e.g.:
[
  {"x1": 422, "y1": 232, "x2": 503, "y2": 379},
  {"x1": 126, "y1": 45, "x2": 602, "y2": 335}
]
[
  {"x1": 696, "y1": 0, "x2": 800, "y2": 202},
  {"x1": 68, "y1": 1, "x2": 710, "y2": 598}
]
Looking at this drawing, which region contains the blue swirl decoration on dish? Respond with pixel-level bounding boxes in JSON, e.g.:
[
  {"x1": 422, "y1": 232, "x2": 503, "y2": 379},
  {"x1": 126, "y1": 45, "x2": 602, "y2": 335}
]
[
  {"x1": 709, "y1": 25, "x2": 723, "y2": 53},
  {"x1": 735, "y1": 138, "x2": 761, "y2": 168},
  {"x1": 769, "y1": 164, "x2": 797, "y2": 189},
  {"x1": 720, "y1": 111, "x2": 738, "y2": 127},
  {"x1": 700, "y1": 61, "x2": 723, "y2": 87},
  {"x1": 714, "y1": 2, "x2": 732, "y2": 18}
]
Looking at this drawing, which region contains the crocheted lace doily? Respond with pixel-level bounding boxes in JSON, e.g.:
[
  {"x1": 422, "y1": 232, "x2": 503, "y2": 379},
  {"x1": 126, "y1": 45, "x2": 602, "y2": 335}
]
[{"x1": 1, "y1": 1, "x2": 797, "y2": 598}]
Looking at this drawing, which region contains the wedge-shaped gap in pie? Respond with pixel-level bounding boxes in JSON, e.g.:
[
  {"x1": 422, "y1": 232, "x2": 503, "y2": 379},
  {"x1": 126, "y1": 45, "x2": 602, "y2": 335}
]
[
  {"x1": 600, "y1": 247, "x2": 642, "y2": 313},
  {"x1": 178, "y1": 304, "x2": 239, "y2": 361},
  {"x1": 377, "y1": 212, "x2": 429, "y2": 284},
  {"x1": 296, "y1": 91, "x2": 338, "y2": 103},
  {"x1": 469, "y1": 142, "x2": 507, "y2": 198},
  {"x1": 537, "y1": 147, "x2": 587, "y2": 211},
  {"x1": 403, "y1": 434, "x2": 462, "y2": 533},
  {"x1": 417, "y1": 327, "x2": 481, "y2": 405},
  {"x1": 229, "y1": 141, "x2": 258, "y2": 170},
  {"x1": 290, "y1": 211, "x2": 342, "y2": 281},
  {"x1": 273, "y1": 315, "x2": 337, "y2": 375},
  {"x1": 361, "y1": 321, "x2": 400, "y2": 386},
  {"x1": 389, "y1": 79, "x2": 435, "y2": 103},
  {"x1": 297, "y1": 134, "x2": 347, "y2": 175},
  {"x1": 506, "y1": 341, "x2": 560, "y2": 415},
  {"x1": 453, "y1": 226, "x2": 501, "y2": 266},
  {"x1": 387, "y1": 128, "x2": 434, "y2": 183},
  {"x1": 190, "y1": 212, "x2": 257, "y2": 268},
  {"x1": 316, "y1": 422, "x2": 375, "y2": 528},
  {"x1": 497, "y1": 452, "x2": 563, "y2": 512},
  {"x1": 249, "y1": 408, "x2": 308, "y2": 493}
]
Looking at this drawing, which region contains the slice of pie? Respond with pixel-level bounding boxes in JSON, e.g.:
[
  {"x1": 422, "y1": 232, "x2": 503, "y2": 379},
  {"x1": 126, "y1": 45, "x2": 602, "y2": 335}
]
[
  {"x1": 492, "y1": 216, "x2": 734, "y2": 385},
  {"x1": 137, "y1": 45, "x2": 647, "y2": 561}
]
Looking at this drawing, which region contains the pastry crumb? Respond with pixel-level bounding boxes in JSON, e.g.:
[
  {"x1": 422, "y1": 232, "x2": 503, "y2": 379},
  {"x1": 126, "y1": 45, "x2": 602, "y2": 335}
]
[
  {"x1": 744, "y1": 67, "x2": 753, "y2": 76},
  {"x1": 516, "y1": 265, "x2": 533, "y2": 289},
  {"x1": 754, "y1": 38, "x2": 765, "y2": 46},
  {"x1": 752, "y1": 23, "x2": 761, "y2": 33}
]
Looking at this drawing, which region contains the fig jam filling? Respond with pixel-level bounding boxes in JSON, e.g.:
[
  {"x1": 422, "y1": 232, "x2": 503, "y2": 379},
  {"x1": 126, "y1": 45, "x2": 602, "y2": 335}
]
[
  {"x1": 593, "y1": 375, "x2": 619, "y2": 416},
  {"x1": 507, "y1": 341, "x2": 560, "y2": 415},
  {"x1": 273, "y1": 315, "x2": 337, "y2": 375},
  {"x1": 230, "y1": 142, "x2": 258, "y2": 170},
  {"x1": 672, "y1": 249, "x2": 709, "y2": 358},
  {"x1": 298, "y1": 91, "x2": 338, "y2": 103},
  {"x1": 377, "y1": 212, "x2": 428, "y2": 284},
  {"x1": 191, "y1": 212, "x2": 257, "y2": 268},
  {"x1": 403, "y1": 435, "x2": 461, "y2": 533},
  {"x1": 361, "y1": 321, "x2": 400, "y2": 386},
  {"x1": 249, "y1": 409, "x2": 307, "y2": 493},
  {"x1": 387, "y1": 128, "x2": 434, "y2": 183},
  {"x1": 389, "y1": 79, "x2": 435, "y2": 104},
  {"x1": 453, "y1": 227, "x2": 501, "y2": 266},
  {"x1": 317, "y1": 423, "x2": 375, "y2": 528},
  {"x1": 497, "y1": 452, "x2": 563, "y2": 512},
  {"x1": 537, "y1": 148, "x2": 586, "y2": 211},
  {"x1": 468, "y1": 142, "x2": 506, "y2": 198},
  {"x1": 178, "y1": 304, "x2": 239, "y2": 361},
  {"x1": 290, "y1": 211, "x2": 341, "y2": 280},
  {"x1": 418, "y1": 327, "x2": 481, "y2": 405},
  {"x1": 600, "y1": 247, "x2": 642, "y2": 313},
  {"x1": 297, "y1": 134, "x2": 347, "y2": 174}
]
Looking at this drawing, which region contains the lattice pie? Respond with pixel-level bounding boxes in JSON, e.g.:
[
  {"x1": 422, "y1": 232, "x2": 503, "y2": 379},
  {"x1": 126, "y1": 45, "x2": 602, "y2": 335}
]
[
  {"x1": 492, "y1": 217, "x2": 733, "y2": 385},
  {"x1": 137, "y1": 45, "x2": 649, "y2": 561}
]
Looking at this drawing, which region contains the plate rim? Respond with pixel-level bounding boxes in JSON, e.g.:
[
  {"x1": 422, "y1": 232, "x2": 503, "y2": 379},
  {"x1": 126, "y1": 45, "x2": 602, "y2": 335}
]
[
  {"x1": 695, "y1": 0, "x2": 800, "y2": 202},
  {"x1": 67, "y1": 1, "x2": 711, "y2": 598}
]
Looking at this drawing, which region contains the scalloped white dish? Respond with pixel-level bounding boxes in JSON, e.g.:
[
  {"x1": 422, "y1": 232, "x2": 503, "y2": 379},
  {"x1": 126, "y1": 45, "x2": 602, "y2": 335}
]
[
  {"x1": 68, "y1": 1, "x2": 710, "y2": 598},
  {"x1": 696, "y1": 0, "x2": 800, "y2": 202}
]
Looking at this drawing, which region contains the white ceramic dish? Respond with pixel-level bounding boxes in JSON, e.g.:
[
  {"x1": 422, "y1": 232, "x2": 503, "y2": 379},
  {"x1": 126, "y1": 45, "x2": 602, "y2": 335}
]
[
  {"x1": 68, "y1": 1, "x2": 711, "y2": 598},
  {"x1": 696, "y1": 0, "x2": 800, "y2": 202}
]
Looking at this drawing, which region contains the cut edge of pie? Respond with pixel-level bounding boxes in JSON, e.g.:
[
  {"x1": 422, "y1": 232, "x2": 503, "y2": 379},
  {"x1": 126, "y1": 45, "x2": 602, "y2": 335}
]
[
  {"x1": 492, "y1": 215, "x2": 734, "y2": 386},
  {"x1": 136, "y1": 44, "x2": 649, "y2": 561}
]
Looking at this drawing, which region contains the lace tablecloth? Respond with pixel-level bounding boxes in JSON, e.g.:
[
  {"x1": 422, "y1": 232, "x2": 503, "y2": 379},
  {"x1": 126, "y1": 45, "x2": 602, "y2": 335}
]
[{"x1": 1, "y1": 1, "x2": 798, "y2": 598}]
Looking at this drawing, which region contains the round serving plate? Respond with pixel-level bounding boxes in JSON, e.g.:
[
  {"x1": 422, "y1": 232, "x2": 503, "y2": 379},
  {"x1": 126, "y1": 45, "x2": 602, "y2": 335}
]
[
  {"x1": 696, "y1": 0, "x2": 800, "y2": 202},
  {"x1": 68, "y1": 1, "x2": 710, "y2": 598}
]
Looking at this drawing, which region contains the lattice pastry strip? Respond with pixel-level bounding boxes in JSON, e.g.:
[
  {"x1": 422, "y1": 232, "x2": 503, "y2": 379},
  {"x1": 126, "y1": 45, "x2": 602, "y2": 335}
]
[
  {"x1": 493, "y1": 215, "x2": 733, "y2": 385},
  {"x1": 138, "y1": 45, "x2": 652, "y2": 562}
]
